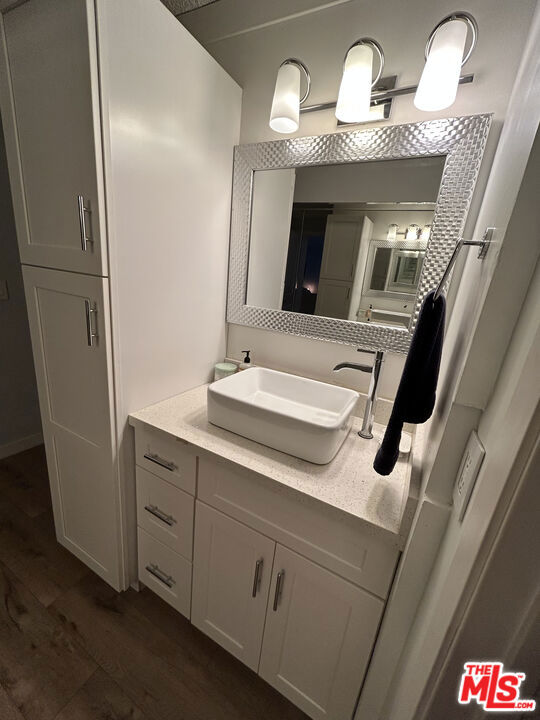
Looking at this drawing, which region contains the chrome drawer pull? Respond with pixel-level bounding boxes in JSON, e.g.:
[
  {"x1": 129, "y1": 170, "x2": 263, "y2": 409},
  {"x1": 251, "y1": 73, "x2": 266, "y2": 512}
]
[
  {"x1": 146, "y1": 563, "x2": 175, "y2": 588},
  {"x1": 252, "y1": 558, "x2": 263, "y2": 598},
  {"x1": 143, "y1": 452, "x2": 177, "y2": 472},
  {"x1": 144, "y1": 504, "x2": 176, "y2": 527},
  {"x1": 84, "y1": 300, "x2": 98, "y2": 347},
  {"x1": 77, "y1": 195, "x2": 92, "y2": 252},
  {"x1": 273, "y1": 570, "x2": 285, "y2": 611}
]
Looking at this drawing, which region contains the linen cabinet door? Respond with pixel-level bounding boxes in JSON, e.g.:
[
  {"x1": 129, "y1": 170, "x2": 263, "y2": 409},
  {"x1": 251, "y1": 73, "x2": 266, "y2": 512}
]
[
  {"x1": 259, "y1": 545, "x2": 384, "y2": 720},
  {"x1": 22, "y1": 265, "x2": 123, "y2": 590},
  {"x1": 192, "y1": 502, "x2": 275, "y2": 671},
  {"x1": 1, "y1": 0, "x2": 107, "y2": 275},
  {"x1": 319, "y1": 215, "x2": 362, "y2": 281}
]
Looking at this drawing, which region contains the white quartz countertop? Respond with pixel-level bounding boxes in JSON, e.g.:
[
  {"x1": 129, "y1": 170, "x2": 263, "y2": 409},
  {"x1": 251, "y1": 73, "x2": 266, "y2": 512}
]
[{"x1": 129, "y1": 384, "x2": 415, "y2": 548}]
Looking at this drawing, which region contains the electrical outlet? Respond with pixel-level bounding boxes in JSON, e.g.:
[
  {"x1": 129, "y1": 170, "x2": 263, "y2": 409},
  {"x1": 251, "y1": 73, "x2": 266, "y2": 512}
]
[
  {"x1": 454, "y1": 430, "x2": 485, "y2": 522},
  {"x1": 0, "y1": 279, "x2": 8, "y2": 301}
]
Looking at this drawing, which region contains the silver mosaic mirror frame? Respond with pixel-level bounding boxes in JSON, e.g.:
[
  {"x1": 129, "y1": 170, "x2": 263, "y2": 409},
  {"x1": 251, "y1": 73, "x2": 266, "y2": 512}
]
[{"x1": 227, "y1": 114, "x2": 492, "y2": 353}]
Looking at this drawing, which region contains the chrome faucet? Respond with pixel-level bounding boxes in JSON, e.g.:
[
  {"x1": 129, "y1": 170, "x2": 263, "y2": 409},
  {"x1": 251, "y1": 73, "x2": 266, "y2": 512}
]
[{"x1": 333, "y1": 349, "x2": 385, "y2": 439}]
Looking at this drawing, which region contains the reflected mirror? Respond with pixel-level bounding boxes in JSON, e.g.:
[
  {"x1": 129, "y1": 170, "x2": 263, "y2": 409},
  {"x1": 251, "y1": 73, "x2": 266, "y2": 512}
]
[{"x1": 246, "y1": 157, "x2": 445, "y2": 328}]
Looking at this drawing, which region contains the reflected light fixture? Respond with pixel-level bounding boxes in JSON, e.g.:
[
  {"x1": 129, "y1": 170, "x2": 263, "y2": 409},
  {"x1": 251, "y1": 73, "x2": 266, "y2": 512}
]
[
  {"x1": 335, "y1": 38, "x2": 384, "y2": 123},
  {"x1": 269, "y1": 58, "x2": 311, "y2": 134},
  {"x1": 421, "y1": 224, "x2": 432, "y2": 241},
  {"x1": 387, "y1": 223, "x2": 399, "y2": 241},
  {"x1": 414, "y1": 12, "x2": 478, "y2": 112},
  {"x1": 405, "y1": 224, "x2": 420, "y2": 240}
]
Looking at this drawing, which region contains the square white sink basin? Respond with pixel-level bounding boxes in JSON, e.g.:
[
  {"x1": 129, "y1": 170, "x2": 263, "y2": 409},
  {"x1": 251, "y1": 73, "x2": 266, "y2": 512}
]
[{"x1": 207, "y1": 367, "x2": 359, "y2": 464}]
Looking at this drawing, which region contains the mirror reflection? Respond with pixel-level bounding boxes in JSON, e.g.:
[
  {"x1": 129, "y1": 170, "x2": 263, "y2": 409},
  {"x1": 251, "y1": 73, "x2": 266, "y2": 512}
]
[{"x1": 246, "y1": 157, "x2": 445, "y2": 328}]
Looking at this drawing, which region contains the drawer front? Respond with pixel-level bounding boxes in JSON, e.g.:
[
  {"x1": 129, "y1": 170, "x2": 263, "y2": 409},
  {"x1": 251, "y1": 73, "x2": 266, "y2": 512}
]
[
  {"x1": 198, "y1": 456, "x2": 399, "y2": 599},
  {"x1": 138, "y1": 527, "x2": 192, "y2": 618},
  {"x1": 136, "y1": 466, "x2": 194, "y2": 559},
  {"x1": 135, "y1": 424, "x2": 197, "y2": 494}
]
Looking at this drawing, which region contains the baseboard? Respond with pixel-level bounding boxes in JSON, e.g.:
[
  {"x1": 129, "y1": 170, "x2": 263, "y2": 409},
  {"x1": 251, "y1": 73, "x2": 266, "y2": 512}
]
[{"x1": 0, "y1": 432, "x2": 44, "y2": 460}]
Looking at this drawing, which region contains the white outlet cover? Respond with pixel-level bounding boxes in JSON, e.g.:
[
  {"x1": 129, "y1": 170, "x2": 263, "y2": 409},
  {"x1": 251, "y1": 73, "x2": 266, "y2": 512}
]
[{"x1": 454, "y1": 430, "x2": 485, "y2": 522}]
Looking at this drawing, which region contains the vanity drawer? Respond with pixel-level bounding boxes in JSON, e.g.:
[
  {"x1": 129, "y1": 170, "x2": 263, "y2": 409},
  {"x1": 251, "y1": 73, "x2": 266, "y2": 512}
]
[
  {"x1": 136, "y1": 466, "x2": 194, "y2": 559},
  {"x1": 198, "y1": 455, "x2": 399, "y2": 599},
  {"x1": 135, "y1": 424, "x2": 197, "y2": 495},
  {"x1": 138, "y1": 527, "x2": 192, "y2": 618}
]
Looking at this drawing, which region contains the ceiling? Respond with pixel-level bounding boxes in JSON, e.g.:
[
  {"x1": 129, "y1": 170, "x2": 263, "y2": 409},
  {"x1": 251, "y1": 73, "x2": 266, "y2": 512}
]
[
  {"x1": 160, "y1": 0, "x2": 221, "y2": 16},
  {"x1": 163, "y1": 0, "x2": 355, "y2": 44}
]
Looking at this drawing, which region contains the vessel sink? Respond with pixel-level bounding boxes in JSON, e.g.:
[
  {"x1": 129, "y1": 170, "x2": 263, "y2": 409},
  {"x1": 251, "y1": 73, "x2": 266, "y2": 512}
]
[{"x1": 207, "y1": 367, "x2": 359, "y2": 464}]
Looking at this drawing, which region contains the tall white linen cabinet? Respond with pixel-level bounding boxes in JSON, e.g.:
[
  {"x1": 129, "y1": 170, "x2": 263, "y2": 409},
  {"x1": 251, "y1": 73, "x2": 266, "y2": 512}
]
[{"x1": 0, "y1": 0, "x2": 241, "y2": 590}]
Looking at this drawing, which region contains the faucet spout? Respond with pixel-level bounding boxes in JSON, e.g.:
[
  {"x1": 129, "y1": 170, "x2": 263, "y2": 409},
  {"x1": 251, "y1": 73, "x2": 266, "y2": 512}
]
[
  {"x1": 332, "y1": 349, "x2": 385, "y2": 439},
  {"x1": 333, "y1": 361, "x2": 372, "y2": 373}
]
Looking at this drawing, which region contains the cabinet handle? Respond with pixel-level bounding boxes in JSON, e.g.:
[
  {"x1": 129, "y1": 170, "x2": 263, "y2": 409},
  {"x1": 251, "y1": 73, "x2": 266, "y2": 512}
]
[
  {"x1": 84, "y1": 300, "x2": 98, "y2": 346},
  {"x1": 252, "y1": 558, "x2": 263, "y2": 597},
  {"x1": 78, "y1": 195, "x2": 91, "y2": 251},
  {"x1": 273, "y1": 570, "x2": 285, "y2": 611},
  {"x1": 144, "y1": 504, "x2": 176, "y2": 527},
  {"x1": 143, "y1": 452, "x2": 177, "y2": 472},
  {"x1": 145, "y1": 563, "x2": 175, "y2": 588}
]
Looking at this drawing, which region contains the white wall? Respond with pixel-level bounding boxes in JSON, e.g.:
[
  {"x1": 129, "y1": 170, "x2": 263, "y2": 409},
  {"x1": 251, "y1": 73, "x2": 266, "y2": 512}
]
[
  {"x1": 0, "y1": 118, "x2": 41, "y2": 458},
  {"x1": 421, "y1": 17, "x2": 540, "y2": 505},
  {"x1": 356, "y1": 11, "x2": 540, "y2": 712},
  {"x1": 181, "y1": 0, "x2": 536, "y2": 399},
  {"x1": 383, "y1": 227, "x2": 540, "y2": 720},
  {"x1": 97, "y1": 0, "x2": 241, "y2": 585},
  {"x1": 247, "y1": 168, "x2": 295, "y2": 309}
]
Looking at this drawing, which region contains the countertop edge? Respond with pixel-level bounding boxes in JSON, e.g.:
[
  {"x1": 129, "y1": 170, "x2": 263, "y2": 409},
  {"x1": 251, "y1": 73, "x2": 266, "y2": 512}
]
[{"x1": 129, "y1": 407, "x2": 414, "y2": 550}]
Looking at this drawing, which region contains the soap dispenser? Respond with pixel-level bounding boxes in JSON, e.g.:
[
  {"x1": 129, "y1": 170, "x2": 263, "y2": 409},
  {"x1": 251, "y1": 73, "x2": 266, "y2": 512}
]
[{"x1": 239, "y1": 350, "x2": 253, "y2": 371}]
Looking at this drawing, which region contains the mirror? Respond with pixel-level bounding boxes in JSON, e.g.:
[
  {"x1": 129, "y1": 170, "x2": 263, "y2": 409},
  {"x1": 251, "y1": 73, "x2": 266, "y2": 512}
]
[
  {"x1": 246, "y1": 158, "x2": 444, "y2": 328},
  {"x1": 228, "y1": 116, "x2": 491, "y2": 353}
]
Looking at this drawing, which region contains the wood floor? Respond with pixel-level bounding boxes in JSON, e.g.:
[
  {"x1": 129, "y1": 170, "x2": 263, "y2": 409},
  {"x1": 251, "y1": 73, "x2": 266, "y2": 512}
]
[{"x1": 0, "y1": 445, "x2": 308, "y2": 720}]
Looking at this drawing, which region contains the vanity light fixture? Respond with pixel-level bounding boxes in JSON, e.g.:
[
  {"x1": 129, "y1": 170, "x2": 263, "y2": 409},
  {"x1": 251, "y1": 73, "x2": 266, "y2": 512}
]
[
  {"x1": 387, "y1": 223, "x2": 399, "y2": 241},
  {"x1": 414, "y1": 12, "x2": 478, "y2": 111},
  {"x1": 269, "y1": 58, "x2": 311, "y2": 134},
  {"x1": 270, "y1": 12, "x2": 477, "y2": 134},
  {"x1": 335, "y1": 38, "x2": 384, "y2": 123}
]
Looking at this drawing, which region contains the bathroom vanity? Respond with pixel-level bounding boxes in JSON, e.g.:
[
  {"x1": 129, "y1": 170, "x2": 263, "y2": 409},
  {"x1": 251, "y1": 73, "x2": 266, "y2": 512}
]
[{"x1": 129, "y1": 385, "x2": 414, "y2": 720}]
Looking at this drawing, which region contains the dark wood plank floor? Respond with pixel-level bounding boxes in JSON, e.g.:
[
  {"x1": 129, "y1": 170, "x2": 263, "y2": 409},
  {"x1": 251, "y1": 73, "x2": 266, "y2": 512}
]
[{"x1": 0, "y1": 446, "x2": 308, "y2": 720}]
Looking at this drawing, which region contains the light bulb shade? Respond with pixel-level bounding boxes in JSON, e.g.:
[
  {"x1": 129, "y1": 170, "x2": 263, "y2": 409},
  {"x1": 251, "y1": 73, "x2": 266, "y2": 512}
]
[
  {"x1": 421, "y1": 224, "x2": 432, "y2": 241},
  {"x1": 269, "y1": 62, "x2": 301, "y2": 134},
  {"x1": 406, "y1": 224, "x2": 420, "y2": 240},
  {"x1": 414, "y1": 19, "x2": 468, "y2": 111},
  {"x1": 387, "y1": 223, "x2": 398, "y2": 241},
  {"x1": 335, "y1": 43, "x2": 373, "y2": 123}
]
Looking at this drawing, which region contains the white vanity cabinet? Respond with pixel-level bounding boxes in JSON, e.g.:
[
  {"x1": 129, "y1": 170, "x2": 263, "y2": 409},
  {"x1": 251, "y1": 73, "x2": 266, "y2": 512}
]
[
  {"x1": 1, "y1": 0, "x2": 107, "y2": 277},
  {"x1": 192, "y1": 501, "x2": 384, "y2": 720},
  {"x1": 0, "y1": 0, "x2": 241, "y2": 590},
  {"x1": 131, "y1": 420, "x2": 401, "y2": 720},
  {"x1": 192, "y1": 502, "x2": 275, "y2": 671},
  {"x1": 259, "y1": 545, "x2": 383, "y2": 720},
  {"x1": 22, "y1": 265, "x2": 121, "y2": 585},
  {"x1": 134, "y1": 426, "x2": 198, "y2": 618}
]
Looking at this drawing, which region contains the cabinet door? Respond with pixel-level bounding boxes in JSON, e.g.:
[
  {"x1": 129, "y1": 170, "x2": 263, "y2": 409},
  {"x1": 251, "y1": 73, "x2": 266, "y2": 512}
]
[
  {"x1": 260, "y1": 545, "x2": 384, "y2": 720},
  {"x1": 1, "y1": 0, "x2": 107, "y2": 275},
  {"x1": 192, "y1": 502, "x2": 275, "y2": 671},
  {"x1": 314, "y1": 279, "x2": 351, "y2": 319},
  {"x1": 22, "y1": 265, "x2": 123, "y2": 590},
  {"x1": 319, "y1": 216, "x2": 362, "y2": 281}
]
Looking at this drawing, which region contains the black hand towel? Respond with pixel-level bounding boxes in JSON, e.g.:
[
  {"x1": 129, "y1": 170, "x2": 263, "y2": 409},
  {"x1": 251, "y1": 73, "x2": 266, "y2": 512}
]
[{"x1": 374, "y1": 290, "x2": 446, "y2": 476}]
